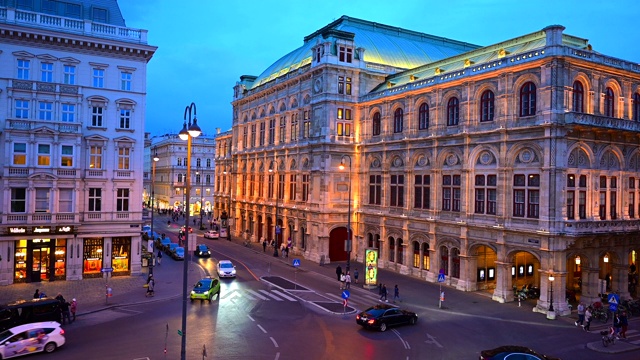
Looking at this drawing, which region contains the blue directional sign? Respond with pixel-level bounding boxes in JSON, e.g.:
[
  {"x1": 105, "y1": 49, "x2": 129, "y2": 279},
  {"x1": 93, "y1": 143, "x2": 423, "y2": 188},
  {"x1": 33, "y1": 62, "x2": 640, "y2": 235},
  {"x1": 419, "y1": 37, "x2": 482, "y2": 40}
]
[
  {"x1": 341, "y1": 290, "x2": 350, "y2": 299},
  {"x1": 101, "y1": 268, "x2": 113, "y2": 273},
  {"x1": 608, "y1": 293, "x2": 620, "y2": 312},
  {"x1": 275, "y1": 225, "x2": 281, "y2": 234},
  {"x1": 292, "y1": 259, "x2": 301, "y2": 267},
  {"x1": 437, "y1": 273, "x2": 446, "y2": 283}
]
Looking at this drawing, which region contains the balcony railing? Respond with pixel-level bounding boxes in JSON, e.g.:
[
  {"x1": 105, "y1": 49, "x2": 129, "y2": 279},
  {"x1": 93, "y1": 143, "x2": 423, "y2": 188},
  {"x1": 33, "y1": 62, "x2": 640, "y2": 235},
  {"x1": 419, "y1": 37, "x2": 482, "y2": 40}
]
[
  {"x1": 564, "y1": 112, "x2": 640, "y2": 132},
  {"x1": 0, "y1": 212, "x2": 144, "y2": 225}
]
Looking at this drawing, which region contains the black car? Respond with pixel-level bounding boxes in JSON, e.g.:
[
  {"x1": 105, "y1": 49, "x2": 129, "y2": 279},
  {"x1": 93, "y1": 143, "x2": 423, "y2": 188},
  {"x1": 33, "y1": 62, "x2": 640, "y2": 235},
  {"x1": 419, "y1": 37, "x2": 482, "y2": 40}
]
[
  {"x1": 194, "y1": 244, "x2": 211, "y2": 257},
  {"x1": 479, "y1": 345, "x2": 561, "y2": 360},
  {"x1": 355, "y1": 304, "x2": 417, "y2": 332}
]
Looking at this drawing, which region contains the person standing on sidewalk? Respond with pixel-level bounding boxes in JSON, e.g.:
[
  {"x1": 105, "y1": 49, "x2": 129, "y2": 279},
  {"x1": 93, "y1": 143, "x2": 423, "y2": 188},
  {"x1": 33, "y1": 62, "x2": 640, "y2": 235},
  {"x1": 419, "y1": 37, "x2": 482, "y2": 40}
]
[
  {"x1": 70, "y1": 298, "x2": 77, "y2": 323},
  {"x1": 336, "y1": 265, "x2": 343, "y2": 281},
  {"x1": 345, "y1": 272, "x2": 351, "y2": 289},
  {"x1": 613, "y1": 312, "x2": 622, "y2": 337},
  {"x1": 354, "y1": 268, "x2": 359, "y2": 284},
  {"x1": 583, "y1": 306, "x2": 592, "y2": 332},
  {"x1": 620, "y1": 311, "x2": 629, "y2": 339},
  {"x1": 380, "y1": 284, "x2": 388, "y2": 302},
  {"x1": 157, "y1": 250, "x2": 162, "y2": 265},
  {"x1": 262, "y1": 239, "x2": 267, "y2": 252},
  {"x1": 575, "y1": 302, "x2": 585, "y2": 327}
]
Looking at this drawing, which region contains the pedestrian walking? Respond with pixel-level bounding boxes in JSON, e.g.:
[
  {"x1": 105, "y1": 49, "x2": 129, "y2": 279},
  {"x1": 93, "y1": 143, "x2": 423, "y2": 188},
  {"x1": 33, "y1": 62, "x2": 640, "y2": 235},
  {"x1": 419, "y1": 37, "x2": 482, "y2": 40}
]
[
  {"x1": 285, "y1": 246, "x2": 290, "y2": 258},
  {"x1": 336, "y1": 265, "x2": 343, "y2": 281},
  {"x1": 620, "y1": 311, "x2": 629, "y2": 339},
  {"x1": 70, "y1": 298, "x2": 77, "y2": 323},
  {"x1": 340, "y1": 273, "x2": 346, "y2": 289},
  {"x1": 262, "y1": 239, "x2": 267, "y2": 252},
  {"x1": 583, "y1": 306, "x2": 592, "y2": 332},
  {"x1": 613, "y1": 312, "x2": 622, "y2": 337},
  {"x1": 393, "y1": 284, "x2": 401, "y2": 303},
  {"x1": 379, "y1": 284, "x2": 388, "y2": 302},
  {"x1": 157, "y1": 250, "x2": 162, "y2": 265},
  {"x1": 33, "y1": 289, "x2": 40, "y2": 299},
  {"x1": 354, "y1": 268, "x2": 359, "y2": 284},
  {"x1": 575, "y1": 302, "x2": 585, "y2": 327},
  {"x1": 60, "y1": 300, "x2": 71, "y2": 325},
  {"x1": 345, "y1": 272, "x2": 351, "y2": 289}
]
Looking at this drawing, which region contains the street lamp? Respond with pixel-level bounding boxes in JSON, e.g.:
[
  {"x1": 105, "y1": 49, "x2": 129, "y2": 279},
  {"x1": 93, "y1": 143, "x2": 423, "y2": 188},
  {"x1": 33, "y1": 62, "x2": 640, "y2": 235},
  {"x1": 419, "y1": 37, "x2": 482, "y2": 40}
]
[
  {"x1": 197, "y1": 165, "x2": 205, "y2": 230},
  {"x1": 547, "y1": 273, "x2": 555, "y2": 319},
  {"x1": 149, "y1": 147, "x2": 159, "y2": 276},
  {"x1": 179, "y1": 102, "x2": 201, "y2": 360},
  {"x1": 222, "y1": 167, "x2": 232, "y2": 240},
  {"x1": 339, "y1": 155, "x2": 352, "y2": 272},
  {"x1": 268, "y1": 162, "x2": 279, "y2": 256}
]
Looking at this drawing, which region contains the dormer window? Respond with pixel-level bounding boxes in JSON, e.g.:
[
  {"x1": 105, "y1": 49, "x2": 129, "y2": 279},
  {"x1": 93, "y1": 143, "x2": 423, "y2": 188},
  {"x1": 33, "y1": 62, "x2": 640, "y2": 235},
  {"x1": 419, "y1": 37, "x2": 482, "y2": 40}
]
[
  {"x1": 338, "y1": 46, "x2": 353, "y2": 63},
  {"x1": 315, "y1": 46, "x2": 324, "y2": 63}
]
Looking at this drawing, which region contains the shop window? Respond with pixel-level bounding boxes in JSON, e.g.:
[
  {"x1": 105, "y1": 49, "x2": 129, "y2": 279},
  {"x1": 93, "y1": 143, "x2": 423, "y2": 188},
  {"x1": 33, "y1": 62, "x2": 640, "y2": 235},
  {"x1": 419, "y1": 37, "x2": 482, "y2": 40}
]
[
  {"x1": 54, "y1": 239, "x2": 66, "y2": 279},
  {"x1": 478, "y1": 269, "x2": 486, "y2": 281},
  {"x1": 488, "y1": 267, "x2": 495, "y2": 280},
  {"x1": 83, "y1": 238, "x2": 103, "y2": 277},
  {"x1": 526, "y1": 264, "x2": 534, "y2": 276},
  {"x1": 112, "y1": 237, "x2": 131, "y2": 275},
  {"x1": 518, "y1": 265, "x2": 524, "y2": 277},
  {"x1": 14, "y1": 240, "x2": 27, "y2": 283},
  {"x1": 512, "y1": 266, "x2": 516, "y2": 278},
  {"x1": 422, "y1": 243, "x2": 429, "y2": 270}
]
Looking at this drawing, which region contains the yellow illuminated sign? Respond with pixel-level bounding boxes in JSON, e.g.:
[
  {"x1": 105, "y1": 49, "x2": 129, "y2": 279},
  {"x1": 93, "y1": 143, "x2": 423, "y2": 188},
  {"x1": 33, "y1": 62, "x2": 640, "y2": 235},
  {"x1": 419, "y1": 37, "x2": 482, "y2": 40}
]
[{"x1": 365, "y1": 248, "x2": 379, "y2": 286}]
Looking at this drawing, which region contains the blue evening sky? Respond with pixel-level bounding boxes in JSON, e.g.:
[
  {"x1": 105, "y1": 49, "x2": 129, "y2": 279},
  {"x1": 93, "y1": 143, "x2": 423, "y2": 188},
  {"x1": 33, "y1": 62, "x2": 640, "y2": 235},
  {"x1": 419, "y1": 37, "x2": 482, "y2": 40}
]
[{"x1": 117, "y1": 0, "x2": 640, "y2": 137}]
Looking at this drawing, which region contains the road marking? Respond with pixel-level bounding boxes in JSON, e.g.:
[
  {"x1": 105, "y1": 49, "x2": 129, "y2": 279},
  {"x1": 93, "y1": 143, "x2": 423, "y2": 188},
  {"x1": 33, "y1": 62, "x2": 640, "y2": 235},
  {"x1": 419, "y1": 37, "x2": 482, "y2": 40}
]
[
  {"x1": 260, "y1": 289, "x2": 284, "y2": 301},
  {"x1": 257, "y1": 324, "x2": 267, "y2": 333},
  {"x1": 246, "y1": 289, "x2": 270, "y2": 300},
  {"x1": 425, "y1": 333, "x2": 443, "y2": 348},
  {"x1": 392, "y1": 329, "x2": 411, "y2": 349},
  {"x1": 270, "y1": 336, "x2": 279, "y2": 348},
  {"x1": 272, "y1": 290, "x2": 297, "y2": 301},
  {"x1": 238, "y1": 291, "x2": 256, "y2": 301},
  {"x1": 324, "y1": 292, "x2": 361, "y2": 306}
]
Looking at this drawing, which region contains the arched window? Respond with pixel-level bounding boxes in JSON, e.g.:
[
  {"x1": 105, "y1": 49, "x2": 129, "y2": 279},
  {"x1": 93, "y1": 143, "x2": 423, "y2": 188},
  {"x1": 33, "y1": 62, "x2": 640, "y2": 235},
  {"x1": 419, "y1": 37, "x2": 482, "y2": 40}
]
[
  {"x1": 422, "y1": 243, "x2": 429, "y2": 270},
  {"x1": 177, "y1": 173, "x2": 183, "y2": 182},
  {"x1": 452, "y1": 248, "x2": 461, "y2": 278},
  {"x1": 418, "y1": 103, "x2": 429, "y2": 129},
  {"x1": 604, "y1": 87, "x2": 615, "y2": 117},
  {"x1": 388, "y1": 238, "x2": 395, "y2": 262},
  {"x1": 634, "y1": 93, "x2": 640, "y2": 122},
  {"x1": 368, "y1": 233, "x2": 374, "y2": 248},
  {"x1": 372, "y1": 112, "x2": 381, "y2": 136},
  {"x1": 520, "y1": 82, "x2": 536, "y2": 116},
  {"x1": 573, "y1": 81, "x2": 584, "y2": 113},
  {"x1": 397, "y1": 239, "x2": 404, "y2": 265},
  {"x1": 440, "y1": 246, "x2": 449, "y2": 275},
  {"x1": 447, "y1": 97, "x2": 459, "y2": 126},
  {"x1": 393, "y1": 108, "x2": 403, "y2": 133},
  {"x1": 480, "y1": 90, "x2": 494, "y2": 122},
  {"x1": 413, "y1": 242, "x2": 420, "y2": 268}
]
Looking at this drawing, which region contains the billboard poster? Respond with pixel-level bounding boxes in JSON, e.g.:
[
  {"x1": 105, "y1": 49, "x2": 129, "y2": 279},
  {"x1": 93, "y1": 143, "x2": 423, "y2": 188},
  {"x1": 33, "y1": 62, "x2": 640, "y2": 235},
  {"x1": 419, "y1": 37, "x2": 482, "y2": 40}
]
[
  {"x1": 365, "y1": 248, "x2": 379, "y2": 286},
  {"x1": 219, "y1": 227, "x2": 228, "y2": 238}
]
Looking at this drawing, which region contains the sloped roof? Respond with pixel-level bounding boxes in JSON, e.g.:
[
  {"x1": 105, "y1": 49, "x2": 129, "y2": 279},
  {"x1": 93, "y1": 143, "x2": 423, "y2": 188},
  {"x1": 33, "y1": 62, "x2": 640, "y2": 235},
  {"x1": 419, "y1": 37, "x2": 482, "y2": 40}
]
[
  {"x1": 250, "y1": 15, "x2": 480, "y2": 89},
  {"x1": 4, "y1": 0, "x2": 125, "y2": 26}
]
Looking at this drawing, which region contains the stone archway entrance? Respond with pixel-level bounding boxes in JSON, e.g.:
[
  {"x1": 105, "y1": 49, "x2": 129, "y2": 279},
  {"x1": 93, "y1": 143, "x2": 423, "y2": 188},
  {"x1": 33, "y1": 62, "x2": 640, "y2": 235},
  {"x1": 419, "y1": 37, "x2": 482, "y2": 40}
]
[{"x1": 329, "y1": 227, "x2": 348, "y2": 262}]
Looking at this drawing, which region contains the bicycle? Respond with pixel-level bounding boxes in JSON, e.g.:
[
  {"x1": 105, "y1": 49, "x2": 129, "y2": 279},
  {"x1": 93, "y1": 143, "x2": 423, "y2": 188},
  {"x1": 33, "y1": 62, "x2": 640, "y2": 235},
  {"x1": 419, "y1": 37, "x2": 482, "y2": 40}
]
[{"x1": 601, "y1": 327, "x2": 616, "y2": 347}]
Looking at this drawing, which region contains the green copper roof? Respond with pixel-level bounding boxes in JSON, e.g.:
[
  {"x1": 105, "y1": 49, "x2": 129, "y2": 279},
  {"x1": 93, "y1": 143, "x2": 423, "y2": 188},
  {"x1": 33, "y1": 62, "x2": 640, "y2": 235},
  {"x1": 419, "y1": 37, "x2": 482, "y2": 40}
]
[{"x1": 250, "y1": 15, "x2": 480, "y2": 89}]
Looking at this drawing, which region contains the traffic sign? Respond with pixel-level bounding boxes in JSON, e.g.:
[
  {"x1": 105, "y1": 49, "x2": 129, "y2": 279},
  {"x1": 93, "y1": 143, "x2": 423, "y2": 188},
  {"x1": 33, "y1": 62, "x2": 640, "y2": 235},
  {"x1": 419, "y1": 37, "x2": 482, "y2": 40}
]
[
  {"x1": 292, "y1": 259, "x2": 301, "y2": 267},
  {"x1": 101, "y1": 268, "x2": 113, "y2": 273},
  {"x1": 437, "y1": 273, "x2": 446, "y2": 283},
  {"x1": 341, "y1": 290, "x2": 350, "y2": 299},
  {"x1": 608, "y1": 293, "x2": 620, "y2": 312},
  {"x1": 276, "y1": 225, "x2": 281, "y2": 234},
  {"x1": 177, "y1": 330, "x2": 183, "y2": 336}
]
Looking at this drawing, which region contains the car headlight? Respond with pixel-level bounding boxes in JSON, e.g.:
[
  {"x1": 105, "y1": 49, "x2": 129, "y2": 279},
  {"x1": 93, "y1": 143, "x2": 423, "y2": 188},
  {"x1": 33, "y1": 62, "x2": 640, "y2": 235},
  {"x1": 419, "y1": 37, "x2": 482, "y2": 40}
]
[
  {"x1": 231, "y1": 270, "x2": 236, "y2": 275},
  {"x1": 190, "y1": 291, "x2": 195, "y2": 295}
]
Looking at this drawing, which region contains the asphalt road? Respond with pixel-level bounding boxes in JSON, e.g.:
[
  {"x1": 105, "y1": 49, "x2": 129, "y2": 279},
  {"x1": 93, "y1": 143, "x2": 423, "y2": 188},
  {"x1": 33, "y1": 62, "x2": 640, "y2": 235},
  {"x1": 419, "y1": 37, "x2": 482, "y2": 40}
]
[{"x1": 33, "y1": 213, "x2": 640, "y2": 360}]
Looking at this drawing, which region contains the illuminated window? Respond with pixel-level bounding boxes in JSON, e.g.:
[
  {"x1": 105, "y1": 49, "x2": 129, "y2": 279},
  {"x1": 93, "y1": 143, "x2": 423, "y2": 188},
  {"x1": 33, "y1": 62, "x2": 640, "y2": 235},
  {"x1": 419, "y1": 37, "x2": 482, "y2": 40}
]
[
  {"x1": 13, "y1": 143, "x2": 27, "y2": 165},
  {"x1": 90, "y1": 146, "x2": 102, "y2": 169},
  {"x1": 61, "y1": 145, "x2": 73, "y2": 167},
  {"x1": 38, "y1": 144, "x2": 51, "y2": 166}
]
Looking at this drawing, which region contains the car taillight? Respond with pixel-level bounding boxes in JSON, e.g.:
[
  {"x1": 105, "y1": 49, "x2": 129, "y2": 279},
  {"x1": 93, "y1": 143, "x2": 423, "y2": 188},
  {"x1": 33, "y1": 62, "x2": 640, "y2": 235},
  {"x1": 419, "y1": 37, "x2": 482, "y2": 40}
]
[
  {"x1": 59, "y1": 329, "x2": 65, "y2": 335},
  {"x1": 367, "y1": 319, "x2": 376, "y2": 325},
  {"x1": 356, "y1": 315, "x2": 360, "y2": 320}
]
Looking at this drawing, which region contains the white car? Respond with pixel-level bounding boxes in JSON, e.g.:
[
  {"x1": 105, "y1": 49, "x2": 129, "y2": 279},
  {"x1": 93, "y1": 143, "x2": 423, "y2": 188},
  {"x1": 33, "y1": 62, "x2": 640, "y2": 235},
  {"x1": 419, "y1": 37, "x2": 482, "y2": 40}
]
[
  {"x1": 204, "y1": 230, "x2": 219, "y2": 239},
  {"x1": 0, "y1": 321, "x2": 65, "y2": 358},
  {"x1": 217, "y1": 260, "x2": 236, "y2": 278}
]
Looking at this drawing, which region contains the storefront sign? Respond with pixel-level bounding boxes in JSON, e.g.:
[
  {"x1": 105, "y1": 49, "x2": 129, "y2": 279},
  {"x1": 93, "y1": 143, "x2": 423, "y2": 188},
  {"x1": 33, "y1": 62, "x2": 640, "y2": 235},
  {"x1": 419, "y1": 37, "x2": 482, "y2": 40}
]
[
  {"x1": 33, "y1": 227, "x2": 51, "y2": 234},
  {"x1": 8, "y1": 227, "x2": 27, "y2": 234},
  {"x1": 56, "y1": 226, "x2": 74, "y2": 233}
]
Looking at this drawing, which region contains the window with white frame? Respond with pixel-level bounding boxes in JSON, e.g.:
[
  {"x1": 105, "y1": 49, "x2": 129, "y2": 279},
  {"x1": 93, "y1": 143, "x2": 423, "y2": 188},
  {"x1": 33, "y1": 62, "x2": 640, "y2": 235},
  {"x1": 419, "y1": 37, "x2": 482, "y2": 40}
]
[
  {"x1": 35, "y1": 188, "x2": 50, "y2": 212},
  {"x1": 40, "y1": 63, "x2": 53, "y2": 82},
  {"x1": 513, "y1": 174, "x2": 540, "y2": 218},
  {"x1": 17, "y1": 59, "x2": 30, "y2": 80},
  {"x1": 121, "y1": 71, "x2": 132, "y2": 91},
  {"x1": 37, "y1": 144, "x2": 51, "y2": 166},
  {"x1": 338, "y1": 76, "x2": 352, "y2": 95},
  {"x1": 61, "y1": 104, "x2": 75, "y2": 122},
  {"x1": 118, "y1": 148, "x2": 130, "y2": 170},
  {"x1": 442, "y1": 174, "x2": 461, "y2": 212},
  {"x1": 13, "y1": 143, "x2": 27, "y2": 165},
  {"x1": 117, "y1": 188, "x2": 130, "y2": 211},
  {"x1": 567, "y1": 174, "x2": 587, "y2": 220},
  {"x1": 88, "y1": 188, "x2": 102, "y2": 211},
  {"x1": 474, "y1": 174, "x2": 497, "y2": 214},
  {"x1": 63, "y1": 65, "x2": 76, "y2": 85},
  {"x1": 206, "y1": 159, "x2": 211, "y2": 168},
  {"x1": 91, "y1": 106, "x2": 104, "y2": 127},
  {"x1": 89, "y1": 145, "x2": 103, "y2": 169},
  {"x1": 338, "y1": 46, "x2": 353, "y2": 63},
  {"x1": 58, "y1": 188, "x2": 73, "y2": 212},
  {"x1": 390, "y1": 174, "x2": 404, "y2": 207},
  {"x1": 177, "y1": 158, "x2": 182, "y2": 166},
  {"x1": 177, "y1": 173, "x2": 183, "y2": 182},
  {"x1": 414, "y1": 174, "x2": 430, "y2": 209},
  {"x1": 93, "y1": 68, "x2": 105, "y2": 88},
  {"x1": 38, "y1": 101, "x2": 53, "y2": 120},
  {"x1": 11, "y1": 188, "x2": 27, "y2": 213},
  {"x1": 15, "y1": 99, "x2": 29, "y2": 119},
  {"x1": 61, "y1": 145, "x2": 73, "y2": 167},
  {"x1": 119, "y1": 109, "x2": 131, "y2": 129}
]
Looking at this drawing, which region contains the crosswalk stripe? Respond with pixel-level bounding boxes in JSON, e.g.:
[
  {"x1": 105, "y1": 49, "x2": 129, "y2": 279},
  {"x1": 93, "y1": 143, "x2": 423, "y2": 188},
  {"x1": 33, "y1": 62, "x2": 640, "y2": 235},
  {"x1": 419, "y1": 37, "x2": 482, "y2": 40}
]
[
  {"x1": 272, "y1": 290, "x2": 297, "y2": 301},
  {"x1": 259, "y1": 289, "x2": 284, "y2": 301},
  {"x1": 237, "y1": 291, "x2": 256, "y2": 301},
  {"x1": 246, "y1": 289, "x2": 270, "y2": 300}
]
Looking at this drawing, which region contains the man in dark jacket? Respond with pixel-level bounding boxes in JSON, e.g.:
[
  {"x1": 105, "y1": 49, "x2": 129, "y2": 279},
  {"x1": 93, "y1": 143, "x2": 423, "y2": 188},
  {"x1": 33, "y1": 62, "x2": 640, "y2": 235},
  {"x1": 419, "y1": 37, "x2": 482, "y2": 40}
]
[{"x1": 336, "y1": 265, "x2": 343, "y2": 281}]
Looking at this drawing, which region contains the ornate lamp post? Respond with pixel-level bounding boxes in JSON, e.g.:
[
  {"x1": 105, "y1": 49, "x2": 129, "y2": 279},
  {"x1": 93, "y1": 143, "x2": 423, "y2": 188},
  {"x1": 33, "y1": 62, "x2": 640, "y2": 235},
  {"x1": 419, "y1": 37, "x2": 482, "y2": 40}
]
[
  {"x1": 179, "y1": 102, "x2": 201, "y2": 360},
  {"x1": 547, "y1": 272, "x2": 556, "y2": 320},
  {"x1": 268, "y1": 161, "x2": 280, "y2": 256},
  {"x1": 149, "y1": 147, "x2": 159, "y2": 275},
  {"x1": 339, "y1": 155, "x2": 352, "y2": 271}
]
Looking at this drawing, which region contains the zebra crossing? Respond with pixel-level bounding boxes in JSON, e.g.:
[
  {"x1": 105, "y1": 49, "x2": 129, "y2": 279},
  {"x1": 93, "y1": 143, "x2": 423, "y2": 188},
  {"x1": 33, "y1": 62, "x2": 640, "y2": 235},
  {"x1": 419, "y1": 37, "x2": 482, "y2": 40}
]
[{"x1": 218, "y1": 288, "x2": 378, "y2": 306}]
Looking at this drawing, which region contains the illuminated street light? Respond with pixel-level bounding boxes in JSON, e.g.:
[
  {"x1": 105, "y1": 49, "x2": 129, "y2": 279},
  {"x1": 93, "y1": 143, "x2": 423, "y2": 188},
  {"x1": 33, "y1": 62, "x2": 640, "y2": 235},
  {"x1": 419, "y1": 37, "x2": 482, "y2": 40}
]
[
  {"x1": 268, "y1": 161, "x2": 280, "y2": 256},
  {"x1": 179, "y1": 102, "x2": 201, "y2": 360},
  {"x1": 339, "y1": 155, "x2": 352, "y2": 271},
  {"x1": 149, "y1": 147, "x2": 159, "y2": 276}
]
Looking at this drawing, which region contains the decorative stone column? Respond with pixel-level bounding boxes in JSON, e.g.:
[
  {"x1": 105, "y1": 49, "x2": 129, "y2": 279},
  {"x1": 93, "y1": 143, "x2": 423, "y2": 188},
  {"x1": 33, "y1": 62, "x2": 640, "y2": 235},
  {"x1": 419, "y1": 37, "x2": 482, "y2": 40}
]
[{"x1": 492, "y1": 261, "x2": 513, "y2": 303}]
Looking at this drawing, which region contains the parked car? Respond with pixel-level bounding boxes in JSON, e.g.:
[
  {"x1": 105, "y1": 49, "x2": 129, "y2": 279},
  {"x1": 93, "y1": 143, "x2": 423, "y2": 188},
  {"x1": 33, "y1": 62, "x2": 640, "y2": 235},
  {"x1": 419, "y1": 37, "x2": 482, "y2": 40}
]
[
  {"x1": 0, "y1": 298, "x2": 61, "y2": 332},
  {"x1": 0, "y1": 321, "x2": 65, "y2": 357},
  {"x1": 217, "y1": 260, "x2": 236, "y2": 278},
  {"x1": 156, "y1": 237, "x2": 172, "y2": 250},
  {"x1": 190, "y1": 277, "x2": 220, "y2": 302},
  {"x1": 479, "y1": 345, "x2": 560, "y2": 360},
  {"x1": 204, "y1": 230, "x2": 219, "y2": 239},
  {"x1": 194, "y1": 244, "x2": 211, "y2": 257},
  {"x1": 171, "y1": 247, "x2": 185, "y2": 260},
  {"x1": 141, "y1": 225, "x2": 151, "y2": 235},
  {"x1": 165, "y1": 243, "x2": 179, "y2": 255},
  {"x1": 355, "y1": 304, "x2": 417, "y2": 332}
]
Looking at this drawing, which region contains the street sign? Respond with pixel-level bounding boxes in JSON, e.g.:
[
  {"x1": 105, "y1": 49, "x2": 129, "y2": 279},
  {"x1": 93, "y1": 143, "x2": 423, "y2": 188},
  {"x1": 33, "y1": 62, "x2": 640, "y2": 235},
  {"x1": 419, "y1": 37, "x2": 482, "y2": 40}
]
[
  {"x1": 437, "y1": 273, "x2": 446, "y2": 283},
  {"x1": 292, "y1": 259, "x2": 301, "y2": 267},
  {"x1": 342, "y1": 290, "x2": 350, "y2": 299},
  {"x1": 177, "y1": 330, "x2": 183, "y2": 336},
  {"x1": 101, "y1": 268, "x2": 113, "y2": 273},
  {"x1": 608, "y1": 293, "x2": 620, "y2": 312},
  {"x1": 276, "y1": 225, "x2": 281, "y2": 234}
]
